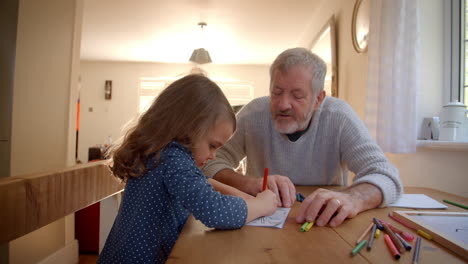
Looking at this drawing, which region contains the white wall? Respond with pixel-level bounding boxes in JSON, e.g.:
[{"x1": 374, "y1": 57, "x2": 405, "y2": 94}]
[
  {"x1": 9, "y1": 0, "x2": 82, "y2": 263},
  {"x1": 78, "y1": 61, "x2": 270, "y2": 163}
]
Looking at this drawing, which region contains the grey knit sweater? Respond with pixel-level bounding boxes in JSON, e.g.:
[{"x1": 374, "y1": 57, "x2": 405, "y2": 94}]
[{"x1": 203, "y1": 96, "x2": 403, "y2": 206}]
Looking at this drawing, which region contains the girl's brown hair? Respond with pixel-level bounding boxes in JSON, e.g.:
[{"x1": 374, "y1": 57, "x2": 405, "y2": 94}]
[{"x1": 109, "y1": 74, "x2": 236, "y2": 181}]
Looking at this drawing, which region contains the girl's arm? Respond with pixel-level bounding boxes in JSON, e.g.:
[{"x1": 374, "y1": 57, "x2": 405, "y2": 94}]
[{"x1": 207, "y1": 178, "x2": 254, "y2": 200}]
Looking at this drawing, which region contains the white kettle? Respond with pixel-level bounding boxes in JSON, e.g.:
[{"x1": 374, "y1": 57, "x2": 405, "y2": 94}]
[{"x1": 438, "y1": 101, "x2": 468, "y2": 141}]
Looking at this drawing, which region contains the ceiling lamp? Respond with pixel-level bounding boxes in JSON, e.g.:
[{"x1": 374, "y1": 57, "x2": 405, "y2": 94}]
[{"x1": 189, "y1": 22, "x2": 212, "y2": 64}]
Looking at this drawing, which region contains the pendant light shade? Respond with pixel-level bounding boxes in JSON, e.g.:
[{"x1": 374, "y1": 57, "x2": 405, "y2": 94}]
[
  {"x1": 189, "y1": 22, "x2": 212, "y2": 64},
  {"x1": 189, "y1": 48, "x2": 212, "y2": 64}
]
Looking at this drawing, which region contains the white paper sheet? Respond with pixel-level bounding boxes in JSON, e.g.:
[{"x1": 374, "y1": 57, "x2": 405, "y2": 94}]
[
  {"x1": 389, "y1": 194, "x2": 448, "y2": 209},
  {"x1": 246, "y1": 207, "x2": 291, "y2": 228}
]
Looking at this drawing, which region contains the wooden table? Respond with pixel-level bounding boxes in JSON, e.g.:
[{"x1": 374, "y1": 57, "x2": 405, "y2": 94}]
[{"x1": 167, "y1": 187, "x2": 467, "y2": 263}]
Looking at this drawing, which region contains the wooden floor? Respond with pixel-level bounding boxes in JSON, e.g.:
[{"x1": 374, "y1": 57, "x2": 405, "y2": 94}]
[{"x1": 79, "y1": 254, "x2": 98, "y2": 264}]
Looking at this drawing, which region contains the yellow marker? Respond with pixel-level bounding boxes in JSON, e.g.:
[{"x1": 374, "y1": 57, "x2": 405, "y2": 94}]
[
  {"x1": 304, "y1": 221, "x2": 314, "y2": 231},
  {"x1": 300, "y1": 221, "x2": 315, "y2": 232},
  {"x1": 417, "y1": 229, "x2": 433, "y2": 240},
  {"x1": 375, "y1": 229, "x2": 380, "y2": 238}
]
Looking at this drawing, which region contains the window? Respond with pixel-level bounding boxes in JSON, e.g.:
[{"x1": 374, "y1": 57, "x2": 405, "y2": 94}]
[
  {"x1": 450, "y1": 0, "x2": 466, "y2": 104},
  {"x1": 138, "y1": 76, "x2": 254, "y2": 114},
  {"x1": 464, "y1": 0, "x2": 467, "y2": 104}
]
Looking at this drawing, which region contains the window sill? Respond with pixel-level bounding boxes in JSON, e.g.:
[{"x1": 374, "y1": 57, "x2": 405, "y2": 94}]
[{"x1": 417, "y1": 140, "x2": 468, "y2": 151}]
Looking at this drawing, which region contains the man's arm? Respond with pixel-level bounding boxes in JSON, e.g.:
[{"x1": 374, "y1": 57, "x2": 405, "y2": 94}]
[
  {"x1": 213, "y1": 168, "x2": 260, "y2": 195},
  {"x1": 207, "y1": 178, "x2": 254, "y2": 200}
]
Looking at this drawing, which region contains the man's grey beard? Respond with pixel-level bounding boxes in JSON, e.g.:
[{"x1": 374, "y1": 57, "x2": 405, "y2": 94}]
[{"x1": 274, "y1": 104, "x2": 315, "y2": 134}]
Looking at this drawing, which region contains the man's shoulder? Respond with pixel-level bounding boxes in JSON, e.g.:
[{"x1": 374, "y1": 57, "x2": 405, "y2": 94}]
[
  {"x1": 321, "y1": 96, "x2": 356, "y2": 116},
  {"x1": 237, "y1": 96, "x2": 270, "y2": 119}
]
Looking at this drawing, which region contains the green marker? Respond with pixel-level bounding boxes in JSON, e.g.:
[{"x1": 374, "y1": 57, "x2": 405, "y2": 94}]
[
  {"x1": 443, "y1": 199, "x2": 468, "y2": 210},
  {"x1": 300, "y1": 222, "x2": 310, "y2": 232},
  {"x1": 351, "y1": 240, "x2": 367, "y2": 256}
]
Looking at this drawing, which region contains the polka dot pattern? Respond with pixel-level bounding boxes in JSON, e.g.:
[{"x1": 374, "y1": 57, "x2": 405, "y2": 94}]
[{"x1": 98, "y1": 142, "x2": 247, "y2": 263}]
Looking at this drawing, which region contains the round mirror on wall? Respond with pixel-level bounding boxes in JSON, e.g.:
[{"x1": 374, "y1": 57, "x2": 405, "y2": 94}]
[{"x1": 352, "y1": 0, "x2": 370, "y2": 53}]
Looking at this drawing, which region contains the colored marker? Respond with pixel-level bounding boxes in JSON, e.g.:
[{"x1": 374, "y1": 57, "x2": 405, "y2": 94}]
[
  {"x1": 296, "y1": 193, "x2": 305, "y2": 202},
  {"x1": 373, "y1": 217, "x2": 384, "y2": 230},
  {"x1": 382, "y1": 223, "x2": 405, "y2": 254},
  {"x1": 300, "y1": 221, "x2": 314, "y2": 232},
  {"x1": 356, "y1": 222, "x2": 374, "y2": 244},
  {"x1": 262, "y1": 168, "x2": 268, "y2": 191},
  {"x1": 443, "y1": 199, "x2": 468, "y2": 210},
  {"x1": 300, "y1": 222, "x2": 309, "y2": 232},
  {"x1": 384, "y1": 234, "x2": 401, "y2": 260},
  {"x1": 417, "y1": 229, "x2": 432, "y2": 240},
  {"x1": 413, "y1": 237, "x2": 421, "y2": 264},
  {"x1": 351, "y1": 240, "x2": 367, "y2": 256},
  {"x1": 375, "y1": 229, "x2": 381, "y2": 238},
  {"x1": 395, "y1": 233, "x2": 412, "y2": 251},
  {"x1": 304, "y1": 221, "x2": 314, "y2": 231},
  {"x1": 389, "y1": 213, "x2": 432, "y2": 240},
  {"x1": 380, "y1": 219, "x2": 415, "y2": 241},
  {"x1": 388, "y1": 213, "x2": 413, "y2": 229},
  {"x1": 367, "y1": 224, "x2": 377, "y2": 251}
]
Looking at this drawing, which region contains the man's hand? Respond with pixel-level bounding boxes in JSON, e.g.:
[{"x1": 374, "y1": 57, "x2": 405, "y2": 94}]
[
  {"x1": 260, "y1": 174, "x2": 296, "y2": 208},
  {"x1": 295, "y1": 183, "x2": 382, "y2": 227},
  {"x1": 213, "y1": 169, "x2": 296, "y2": 208}
]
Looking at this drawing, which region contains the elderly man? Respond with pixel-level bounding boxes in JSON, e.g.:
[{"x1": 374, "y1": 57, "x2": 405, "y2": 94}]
[{"x1": 203, "y1": 47, "x2": 402, "y2": 227}]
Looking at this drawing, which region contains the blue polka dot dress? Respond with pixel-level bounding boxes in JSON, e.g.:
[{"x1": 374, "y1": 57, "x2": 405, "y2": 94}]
[{"x1": 97, "y1": 142, "x2": 248, "y2": 263}]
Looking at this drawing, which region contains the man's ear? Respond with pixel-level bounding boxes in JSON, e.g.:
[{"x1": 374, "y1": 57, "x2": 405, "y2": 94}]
[{"x1": 314, "y1": 90, "x2": 326, "y2": 110}]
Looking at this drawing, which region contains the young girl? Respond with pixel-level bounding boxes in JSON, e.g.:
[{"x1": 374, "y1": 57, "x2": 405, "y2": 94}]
[{"x1": 98, "y1": 74, "x2": 277, "y2": 263}]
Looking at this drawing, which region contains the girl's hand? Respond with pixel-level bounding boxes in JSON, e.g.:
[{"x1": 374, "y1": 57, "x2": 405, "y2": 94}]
[{"x1": 256, "y1": 190, "x2": 277, "y2": 216}]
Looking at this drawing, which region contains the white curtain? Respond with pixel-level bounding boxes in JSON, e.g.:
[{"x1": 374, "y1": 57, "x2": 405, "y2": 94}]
[{"x1": 365, "y1": 0, "x2": 421, "y2": 153}]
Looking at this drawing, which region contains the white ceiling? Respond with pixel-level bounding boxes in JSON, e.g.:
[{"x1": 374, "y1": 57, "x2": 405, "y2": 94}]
[{"x1": 80, "y1": 0, "x2": 325, "y2": 65}]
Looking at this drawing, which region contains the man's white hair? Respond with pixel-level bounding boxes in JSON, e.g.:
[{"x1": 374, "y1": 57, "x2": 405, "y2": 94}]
[{"x1": 269, "y1": 47, "x2": 327, "y2": 95}]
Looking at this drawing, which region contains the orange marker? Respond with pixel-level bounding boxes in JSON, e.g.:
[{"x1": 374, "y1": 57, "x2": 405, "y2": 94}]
[
  {"x1": 356, "y1": 222, "x2": 374, "y2": 244},
  {"x1": 262, "y1": 168, "x2": 269, "y2": 191},
  {"x1": 384, "y1": 234, "x2": 401, "y2": 260}
]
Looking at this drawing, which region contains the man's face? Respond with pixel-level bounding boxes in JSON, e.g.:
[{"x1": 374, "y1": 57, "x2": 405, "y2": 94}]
[{"x1": 270, "y1": 65, "x2": 319, "y2": 134}]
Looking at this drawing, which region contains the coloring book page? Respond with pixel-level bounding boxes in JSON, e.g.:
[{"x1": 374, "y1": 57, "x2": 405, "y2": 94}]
[{"x1": 246, "y1": 207, "x2": 291, "y2": 229}]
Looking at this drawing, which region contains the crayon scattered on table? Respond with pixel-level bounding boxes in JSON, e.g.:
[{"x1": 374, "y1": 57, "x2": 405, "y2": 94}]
[
  {"x1": 384, "y1": 234, "x2": 401, "y2": 260},
  {"x1": 296, "y1": 193, "x2": 306, "y2": 202},
  {"x1": 375, "y1": 229, "x2": 381, "y2": 238},
  {"x1": 356, "y1": 222, "x2": 374, "y2": 244},
  {"x1": 389, "y1": 213, "x2": 432, "y2": 241},
  {"x1": 373, "y1": 217, "x2": 384, "y2": 230},
  {"x1": 443, "y1": 199, "x2": 468, "y2": 210},
  {"x1": 382, "y1": 223, "x2": 405, "y2": 254},
  {"x1": 379, "y1": 219, "x2": 414, "y2": 242},
  {"x1": 367, "y1": 224, "x2": 377, "y2": 251},
  {"x1": 395, "y1": 233, "x2": 412, "y2": 251},
  {"x1": 413, "y1": 237, "x2": 421, "y2": 264},
  {"x1": 300, "y1": 221, "x2": 314, "y2": 232},
  {"x1": 417, "y1": 229, "x2": 432, "y2": 240},
  {"x1": 351, "y1": 240, "x2": 367, "y2": 256}
]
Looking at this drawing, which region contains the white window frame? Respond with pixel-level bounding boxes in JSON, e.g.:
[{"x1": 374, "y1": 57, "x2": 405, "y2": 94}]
[
  {"x1": 445, "y1": 0, "x2": 466, "y2": 103},
  {"x1": 138, "y1": 76, "x2": 254, "y2": 114}
]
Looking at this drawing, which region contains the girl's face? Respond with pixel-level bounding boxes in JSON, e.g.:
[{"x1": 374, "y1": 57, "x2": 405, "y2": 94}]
[{"x1": 192, "y1": 120, "x2": 234, "y2": 168}]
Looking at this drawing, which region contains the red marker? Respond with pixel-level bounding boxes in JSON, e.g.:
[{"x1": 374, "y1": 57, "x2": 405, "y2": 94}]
[
  {"x1": 262, "y1": 168, "x2": 269, "y2": 191},
  {"x1": 379, "y1": 219, "x2": 415, "y2": 242},
  {"x1": 384, "y1": 234, "x2": 401, "y2": 260}
]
